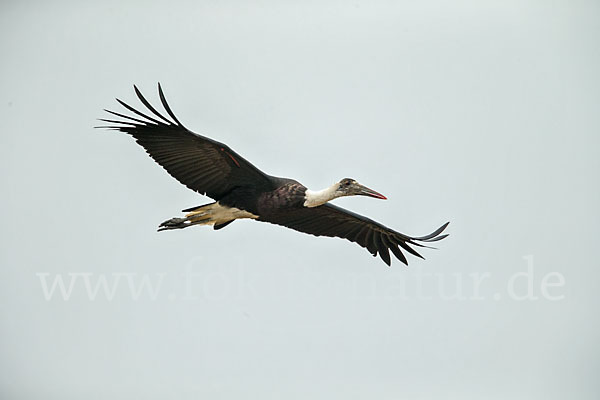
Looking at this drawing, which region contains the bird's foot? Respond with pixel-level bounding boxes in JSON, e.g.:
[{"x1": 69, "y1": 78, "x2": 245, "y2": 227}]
[{"x1": 158, "y1": 217, "x2": 190, "y2": 231}]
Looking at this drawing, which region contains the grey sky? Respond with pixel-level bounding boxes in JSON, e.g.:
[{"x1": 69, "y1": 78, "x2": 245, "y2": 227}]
[{"x1": 1, "y1": 1, "x2": 599, "y2": 399}]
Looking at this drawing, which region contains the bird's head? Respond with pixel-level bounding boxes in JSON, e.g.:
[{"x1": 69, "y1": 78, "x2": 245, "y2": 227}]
[{"x1": 335, "y1": 178, "x2": 387, "y2": 200}]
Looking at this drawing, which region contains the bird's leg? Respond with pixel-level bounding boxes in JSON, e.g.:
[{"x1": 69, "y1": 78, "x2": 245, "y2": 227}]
[{"x1": 157, "y1": 203, "x2": 253, "y2": 232}]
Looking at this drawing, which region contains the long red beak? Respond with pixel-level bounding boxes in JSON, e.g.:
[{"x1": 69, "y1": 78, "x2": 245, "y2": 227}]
[{"x1": 358, "y1": 185, "x2": 387, "y2": 200}]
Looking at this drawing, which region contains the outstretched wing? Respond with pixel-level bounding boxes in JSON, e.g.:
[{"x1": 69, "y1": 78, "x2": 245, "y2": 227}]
[
  {"x1": 98, "y1": 83, "x2": 273, "y2": 200},
  {"x1": 261, "y1": 204, "x2": 449, "y2": 266}
]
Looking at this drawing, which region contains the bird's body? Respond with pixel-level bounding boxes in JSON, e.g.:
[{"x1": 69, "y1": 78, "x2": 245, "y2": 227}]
[{"x1": 99, "y1": 84, "x2": 448, "y2": 266}]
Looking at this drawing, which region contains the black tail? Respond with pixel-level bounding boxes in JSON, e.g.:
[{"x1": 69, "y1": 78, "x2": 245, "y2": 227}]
[{"x1": 181, "y1": 204, "x2": 206, "y2": 212}]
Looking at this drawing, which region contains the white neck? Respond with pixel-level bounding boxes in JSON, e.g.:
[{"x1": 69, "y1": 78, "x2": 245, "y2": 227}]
[{"x1": 304, "y1": 183, "x2": 340, "y2": 208}]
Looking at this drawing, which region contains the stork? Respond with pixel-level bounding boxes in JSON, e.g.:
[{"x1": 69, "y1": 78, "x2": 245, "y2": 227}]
[{"x1": 99, "y1": 84, "x2": 449, "y2": 266}]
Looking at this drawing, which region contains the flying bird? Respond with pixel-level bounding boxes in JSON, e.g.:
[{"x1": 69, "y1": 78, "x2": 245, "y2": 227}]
[{"x1": 99, "y1": 84, "x2": 448, "y2": 266}]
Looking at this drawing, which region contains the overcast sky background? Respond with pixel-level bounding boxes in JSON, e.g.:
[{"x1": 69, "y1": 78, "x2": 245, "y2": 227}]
[{"x1": 1, "y1": 1, "x2": 599, "y2": 399}]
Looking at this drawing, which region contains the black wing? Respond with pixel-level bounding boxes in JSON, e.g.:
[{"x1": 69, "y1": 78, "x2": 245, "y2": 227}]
[
  {"x1": 98, "y1": 83, "x2": 273, "y2": 200},
  {"x1": 261, "y1": 204, "x2": 449, "y2": 266}
]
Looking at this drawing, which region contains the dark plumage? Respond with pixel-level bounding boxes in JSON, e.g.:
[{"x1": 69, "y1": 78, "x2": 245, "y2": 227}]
[{"x1": 99, "y1": 84, "x2": 449, "y2": 266}]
